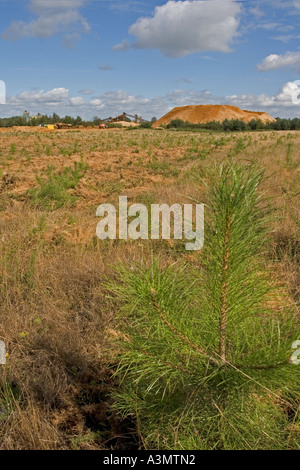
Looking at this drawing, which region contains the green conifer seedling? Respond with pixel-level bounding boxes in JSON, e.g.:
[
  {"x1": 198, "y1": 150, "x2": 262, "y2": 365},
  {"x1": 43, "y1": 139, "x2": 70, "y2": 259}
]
[{"x1": 110, "y1": 162, "x2": 300, "y2": 450}]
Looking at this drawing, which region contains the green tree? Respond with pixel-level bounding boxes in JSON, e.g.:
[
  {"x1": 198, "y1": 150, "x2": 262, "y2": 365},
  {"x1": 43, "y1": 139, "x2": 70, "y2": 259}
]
[
  {"x1": 63, "y1": 115, "x2": 74, "y2": 125},
  {"x1": 93, "y1": 116, "x2": 102, "y2": 126},
  {"x1": 139, "y1": 121, "x2": 152, "y2": 128},
  {"x1": 75, "y1": 115, "x2": 83, "y2": 125},
  {"x1": 52, "y1": 113, "x2": 61, "y2": 123},
  {"x1": 167, "y1": 119, "x2": 186, "y2": 128}
]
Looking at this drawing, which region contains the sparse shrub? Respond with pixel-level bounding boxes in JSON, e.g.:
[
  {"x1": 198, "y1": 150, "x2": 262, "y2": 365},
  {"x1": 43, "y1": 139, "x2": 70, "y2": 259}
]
[
  {"x1": 9, "y1": 143, "x2": 17, "y2": 155},
  {"x1": 28, "y1": 159, "x2": 88, "y2": 210},
  {"x1": 285, "y1": 142, "x2": 300, "y2": 169},
  {"x1": 167, "y1": 119, "x2": 187, "y2": 129},
  {"x1": 182, "y1": 148, "x2": 207, "y2": 161},
  {"x1": 147, "y1": 155, "x2": 179, "y2": 177},
  {"x1": 139, "y1": 121, "x2": 152, "y2": 129}
]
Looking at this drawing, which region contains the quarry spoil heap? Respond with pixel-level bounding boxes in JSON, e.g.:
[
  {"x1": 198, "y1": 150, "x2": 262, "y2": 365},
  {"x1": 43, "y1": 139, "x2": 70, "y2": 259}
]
[{"x1": 153, "y1": 104, "x2": 276, "y2": 127}]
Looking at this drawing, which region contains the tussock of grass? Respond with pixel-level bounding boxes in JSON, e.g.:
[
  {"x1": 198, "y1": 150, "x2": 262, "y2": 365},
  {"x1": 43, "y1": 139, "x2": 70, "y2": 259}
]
[{"x1": 28, "y1": 159, "x2": 88, "y2": 210}]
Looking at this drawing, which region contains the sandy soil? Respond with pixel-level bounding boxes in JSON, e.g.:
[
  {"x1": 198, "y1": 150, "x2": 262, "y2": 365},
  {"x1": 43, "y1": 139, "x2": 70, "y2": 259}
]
[{"x1": 153, "y1": 104, "x2": 276, "y2": 127}]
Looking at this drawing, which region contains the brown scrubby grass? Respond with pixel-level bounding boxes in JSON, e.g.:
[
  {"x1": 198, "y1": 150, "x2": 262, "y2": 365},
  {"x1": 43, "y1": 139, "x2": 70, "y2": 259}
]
[{"x1": 0, "y1": 128, "x2": 298, "y2": 449}]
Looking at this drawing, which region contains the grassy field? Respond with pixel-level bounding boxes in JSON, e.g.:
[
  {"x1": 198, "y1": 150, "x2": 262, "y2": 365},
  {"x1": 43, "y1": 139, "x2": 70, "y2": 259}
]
[{"x1": 0, "y1": 127, "x2": 299, "y2": 449}]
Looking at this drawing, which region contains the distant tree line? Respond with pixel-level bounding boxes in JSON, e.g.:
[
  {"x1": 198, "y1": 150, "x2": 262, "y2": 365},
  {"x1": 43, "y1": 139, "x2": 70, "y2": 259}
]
[
  {"x1": 0, "y1": 113, "x2": 97, "y2": 128},
  {"x1": 0, "y1": 113, "x2": 157, "y2": 128},
  {"x1": 1, "y1": 113, "x2": 300, "y2": 131},
  {"x1": 165, "y1": 117, "x2": 300, "y2": 131}
]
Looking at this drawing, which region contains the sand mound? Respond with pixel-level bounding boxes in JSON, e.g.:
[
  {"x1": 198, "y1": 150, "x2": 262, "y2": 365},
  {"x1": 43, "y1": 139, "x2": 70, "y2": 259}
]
[
  {"x1": 153, "y1": 105, "x2": 276, "y2": 127},
  {"x1": 117, "y1": 121, "x2": 139, "y2": 127}
]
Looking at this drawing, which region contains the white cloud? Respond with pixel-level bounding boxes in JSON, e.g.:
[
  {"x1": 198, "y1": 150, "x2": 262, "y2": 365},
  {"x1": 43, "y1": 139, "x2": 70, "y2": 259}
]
[
  {"x1": 225, "y1": 81, "x2": 300, "y2": 115},
  {"x1": 108, "y1": 1, "x2": 147, "y2": 13},
  {"x1": 10, "y1": 88, "x2": 70, "y2": 104},
  {"x1": 116, "y1": 0, "x2": 241, "y2": 58},
  {"x1": 249, "y1": 6, "x2": 265, "y2": 18},
  {"x1": 257, "y1": 51, "x2": 300, "y2": 72},
  {"x1": 276, "y1": 81, "x2": 300, "y2": 103},
  {"x1": 3, "y1": 82, "x2": 300, "y2": 120},
  {"x1": 271, "y1": 34, "x2": 300, "y2": 43},
  {"x1": 69, "y1": 96, "x2": 86, "y2": 106},
  {"x1": 79, "y1": 89, "x2": 94, "y2": 95},
  {"x1": 90, "y1": 99, "x2": 104, "y2": 107},
  {"x1": 112, "y1": 39, "x2": 131, "y2": 51},
  {"x1": 2, "y1": 0, "x2": 90, "y2": 41},
  {"x1": 247, "y1": 21, "x2": 294, "y2": 33},
  {"x1": 257, "y1": 22, "x2": 280, "y2": 30}
]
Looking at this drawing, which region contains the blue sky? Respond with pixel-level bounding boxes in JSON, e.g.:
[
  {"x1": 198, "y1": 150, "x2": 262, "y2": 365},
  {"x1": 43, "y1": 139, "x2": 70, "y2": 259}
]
[{"x1": 1, "y1": 0, "x2": 300, "y2": 120}]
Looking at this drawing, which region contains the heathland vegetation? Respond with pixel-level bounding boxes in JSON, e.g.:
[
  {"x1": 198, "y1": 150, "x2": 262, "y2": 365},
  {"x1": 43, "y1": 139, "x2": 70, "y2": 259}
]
[{"x1": 0, "y1": 127, "x2": 299, "y2": 449}]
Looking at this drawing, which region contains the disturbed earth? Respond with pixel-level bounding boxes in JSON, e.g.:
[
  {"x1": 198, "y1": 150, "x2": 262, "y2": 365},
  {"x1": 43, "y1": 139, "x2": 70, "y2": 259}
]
[{"x1": 153, "y1": 104, "x2": 276, "y2": 127}]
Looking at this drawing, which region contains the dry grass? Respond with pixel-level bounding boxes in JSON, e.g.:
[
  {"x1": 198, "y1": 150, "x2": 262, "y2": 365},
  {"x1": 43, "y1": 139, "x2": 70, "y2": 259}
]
[{"x1": 0, "y1": 127, "x2": 299, "y2": 449}]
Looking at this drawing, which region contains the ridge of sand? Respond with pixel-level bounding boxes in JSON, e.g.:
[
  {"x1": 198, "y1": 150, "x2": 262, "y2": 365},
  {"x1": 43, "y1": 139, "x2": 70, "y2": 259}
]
[
  {"x1": 117, "y1": 121, "x2": 139, "y2": 127},
  {"x1": 153, "y1": 105, "x2": 276, "y2": 127}
]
